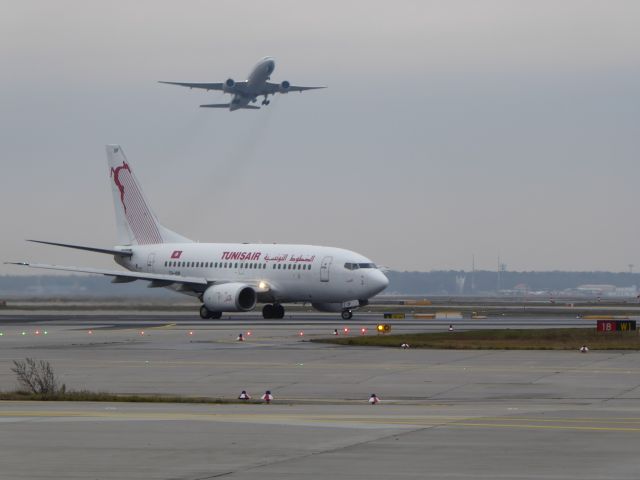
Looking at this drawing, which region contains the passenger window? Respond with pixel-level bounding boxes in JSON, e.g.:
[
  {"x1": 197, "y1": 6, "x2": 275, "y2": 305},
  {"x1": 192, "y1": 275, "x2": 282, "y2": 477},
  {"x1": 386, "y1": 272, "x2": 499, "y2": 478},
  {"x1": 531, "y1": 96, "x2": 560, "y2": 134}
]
[{"x1": 234, "y1": 263, "x2": 238, "y2": 268}]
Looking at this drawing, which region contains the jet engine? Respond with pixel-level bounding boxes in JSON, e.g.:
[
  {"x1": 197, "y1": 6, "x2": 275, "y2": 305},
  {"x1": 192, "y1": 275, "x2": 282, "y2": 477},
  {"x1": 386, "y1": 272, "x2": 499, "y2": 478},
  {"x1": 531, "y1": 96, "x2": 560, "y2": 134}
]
[
  {"x1": 223, "y1": 78, "x2": 235, "y2": 92},
  {"x1": 279, "y1": 80, "x2": 290, "y2": 92},
  {"x1": 203, "y1": 283, "x2": 257, "y2": 312}
]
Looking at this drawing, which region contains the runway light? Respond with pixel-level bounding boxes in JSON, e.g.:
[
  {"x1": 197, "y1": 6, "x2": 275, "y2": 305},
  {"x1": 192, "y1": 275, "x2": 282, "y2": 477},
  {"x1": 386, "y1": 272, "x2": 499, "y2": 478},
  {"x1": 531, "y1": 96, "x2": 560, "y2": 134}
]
[
  {"x1": 361, "y1": 328, "x2": 367, "y2": 335},
  {"x1": 343, "y1": 327, "x2": 350, "y2": 334},
  {"x1": 35, "y1": 330, "x2": 40, "y2": 335},
  {"x1": 140, "y1": 331, "x2": 145, "y2": 336},
  {"x1": 299, "y1": 331, "x2": 304, "y2": 336},
  {"x1": 0, "y1": 332, "x2": 3, "y2": 336},
  {"x1": 43, "y1": 331, "x2": 48, "y2": 335},
  {"x1": 88, "y1": 330, "x2": 93, "y2": 335},
  {"x1": 21, "y1": 331, "x2": 26, "y2": 336},
  {"x1": 188, "y1": 331, "x2": 194, "y2": 336},
  {"x1": 377, "y1": 324, "x2": 385, "y2": 332},
  {"x1": 246, "y1": 331, "x2": 252, "y2": 336}
]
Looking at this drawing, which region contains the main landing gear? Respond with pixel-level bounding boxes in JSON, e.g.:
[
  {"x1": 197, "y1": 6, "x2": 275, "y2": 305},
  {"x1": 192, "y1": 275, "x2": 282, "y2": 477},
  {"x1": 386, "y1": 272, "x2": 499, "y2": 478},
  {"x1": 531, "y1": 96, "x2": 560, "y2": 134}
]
[
  {"x1": 261, "y1": 95, "x2": 270, "y2": 106},
  {"x1": 341, "y1": 309, "x2": 353, "y2": 320},
  {"x1": 262, "y1": 303, "x2": 285, "y2": 319},
  {"x1": 200, "y1": 305, "x2": 222, "y2": 320}
]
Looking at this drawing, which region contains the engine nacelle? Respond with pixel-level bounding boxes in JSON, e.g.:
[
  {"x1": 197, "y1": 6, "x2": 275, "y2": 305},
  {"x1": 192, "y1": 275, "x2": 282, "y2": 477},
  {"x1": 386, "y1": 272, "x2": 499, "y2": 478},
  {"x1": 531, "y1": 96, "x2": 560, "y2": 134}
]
[
  {"x1": 312, "y1": 302, "x2": 343, "y2": 313},
  {"x1": 223, "y1": 78, "x2": 235, "y2": 92},
  {"x1": 203, "y1": 283, "x2": 257, "y2": 312},
  {"x1": 279, "y1": 80, "x2": 290, "y2": 93}
]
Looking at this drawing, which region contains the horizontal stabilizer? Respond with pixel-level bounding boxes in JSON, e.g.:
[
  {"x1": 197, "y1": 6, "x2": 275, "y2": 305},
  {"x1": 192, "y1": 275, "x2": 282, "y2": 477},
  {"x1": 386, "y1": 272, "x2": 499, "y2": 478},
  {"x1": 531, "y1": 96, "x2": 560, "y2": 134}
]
[
  {"x1": 199, "y1": 103, "x2": 261, "y2": 110},
  {"x1": 4, "y1": 262, "x2": 208, "y2": 288},
  {"x1": 27, "y1": 240, "x2": 132, "y2": 257}
]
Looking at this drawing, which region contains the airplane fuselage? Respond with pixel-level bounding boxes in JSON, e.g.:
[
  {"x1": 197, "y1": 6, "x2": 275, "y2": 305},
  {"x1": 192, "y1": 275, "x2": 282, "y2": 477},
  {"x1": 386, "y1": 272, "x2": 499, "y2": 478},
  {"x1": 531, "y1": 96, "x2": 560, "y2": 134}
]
[
  {"x1": 116, "y1": 242, "x2": 388, "y2": 304},
  {"x1": 229, "y1": 57, "x2": 276, "y2": 111}
]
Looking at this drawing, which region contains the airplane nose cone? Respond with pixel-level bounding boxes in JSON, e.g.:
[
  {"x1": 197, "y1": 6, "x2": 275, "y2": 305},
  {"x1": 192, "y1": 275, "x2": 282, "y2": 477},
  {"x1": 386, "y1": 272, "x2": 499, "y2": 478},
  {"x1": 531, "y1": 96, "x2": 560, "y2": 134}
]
[{"x1": 370, "y1": 270, "x2": 389, "y2": 295}]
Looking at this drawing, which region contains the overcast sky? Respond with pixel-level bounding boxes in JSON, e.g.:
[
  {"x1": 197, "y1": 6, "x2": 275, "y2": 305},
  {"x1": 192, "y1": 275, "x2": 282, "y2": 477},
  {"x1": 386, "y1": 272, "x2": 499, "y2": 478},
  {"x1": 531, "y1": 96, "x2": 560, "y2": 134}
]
[{"x1": 1, "y1": 0, "x2": 639, "y2": 274}]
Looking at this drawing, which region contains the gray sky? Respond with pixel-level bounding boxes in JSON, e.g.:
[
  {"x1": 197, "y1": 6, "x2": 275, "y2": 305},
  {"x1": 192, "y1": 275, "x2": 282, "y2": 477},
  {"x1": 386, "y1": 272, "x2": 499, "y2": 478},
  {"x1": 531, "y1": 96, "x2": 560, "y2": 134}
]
[{"x1": 1, "y1": 0, "x2": 639, "y2": 273}]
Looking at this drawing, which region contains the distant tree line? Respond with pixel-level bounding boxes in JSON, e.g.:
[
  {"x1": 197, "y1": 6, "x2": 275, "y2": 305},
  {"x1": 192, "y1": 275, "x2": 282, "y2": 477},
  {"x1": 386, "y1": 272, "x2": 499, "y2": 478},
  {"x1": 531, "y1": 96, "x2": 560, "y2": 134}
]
[
  {"x1": 384, "y1": 270, "x2": 640, "y2": 295},
  {"x1": 0, "y1": 271, "x2": 639, "y2": 298}
]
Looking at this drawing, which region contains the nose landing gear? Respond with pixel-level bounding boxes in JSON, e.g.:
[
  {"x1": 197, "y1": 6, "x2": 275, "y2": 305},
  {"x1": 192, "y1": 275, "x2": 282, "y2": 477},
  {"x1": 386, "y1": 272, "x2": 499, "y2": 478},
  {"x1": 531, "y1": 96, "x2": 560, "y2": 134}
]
[{"x1": 341, "y1": 309, "x2": 353, "y2": 320}]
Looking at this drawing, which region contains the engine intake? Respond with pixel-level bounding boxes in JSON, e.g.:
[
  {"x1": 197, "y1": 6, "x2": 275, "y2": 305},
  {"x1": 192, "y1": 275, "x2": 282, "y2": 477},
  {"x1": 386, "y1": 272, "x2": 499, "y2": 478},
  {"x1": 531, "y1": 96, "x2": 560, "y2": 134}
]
[
  {"x1": 224, "y1": 78, "x2": 235, "y2": 92},
  {"x1": 203, "y1": 283, "x2": 257, "y2": 312},
  {"x1": 279, "y1": 80, "x2": 290, "y2": 92}
]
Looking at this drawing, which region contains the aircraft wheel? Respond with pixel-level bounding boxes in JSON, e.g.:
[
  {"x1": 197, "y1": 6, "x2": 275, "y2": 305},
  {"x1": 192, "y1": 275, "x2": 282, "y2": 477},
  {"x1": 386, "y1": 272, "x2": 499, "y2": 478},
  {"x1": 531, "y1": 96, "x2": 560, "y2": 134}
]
[
  {"x1": 210, "y1": 311, "x2": 222, "y2": 320},
  {"x1": 199, "y1": 305, "x2": 212, "y2": 319},
  {"x1": 341, "y1": 310, "x2": 353, "y2": 320},
  {"x1": 274, "y1": 304, "x2": 285, "y2": 319},
  {"x1": 262, "y1": 304, "x2": 274, "y2": 319}
]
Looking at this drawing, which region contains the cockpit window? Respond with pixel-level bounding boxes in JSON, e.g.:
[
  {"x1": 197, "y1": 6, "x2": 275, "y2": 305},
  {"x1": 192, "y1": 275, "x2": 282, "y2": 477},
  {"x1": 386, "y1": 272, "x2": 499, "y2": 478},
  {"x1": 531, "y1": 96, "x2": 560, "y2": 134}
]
[
  {"x1": 358, "y1": 263, "x2": 377, "y2": 269},
  {"x1": 345, "y1": 262, "x2": 377, "y2": 270}
]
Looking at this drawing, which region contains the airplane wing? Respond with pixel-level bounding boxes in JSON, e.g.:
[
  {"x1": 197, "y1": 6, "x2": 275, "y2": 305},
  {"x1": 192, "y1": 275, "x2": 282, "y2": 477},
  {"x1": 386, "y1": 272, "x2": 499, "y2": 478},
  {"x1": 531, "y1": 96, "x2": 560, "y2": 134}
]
[
  {"x1": 158, "y1": 81, "x2": 249, "y2": 92},
  {"x1": 5, "y1": 262, "x2": 273, "y2": 294},
  {"x1": 200, "y1": 103, "x2": 260, "y2": 110},
  {"x1": 264, "y1": 82, "x2": 326, "y2": 94},
  {"x1": 5, "y1": 262, "x2": 209, "y2": 290},
  {"x1": 158, "y1": 81, "x2": 226, "y2": 91}
]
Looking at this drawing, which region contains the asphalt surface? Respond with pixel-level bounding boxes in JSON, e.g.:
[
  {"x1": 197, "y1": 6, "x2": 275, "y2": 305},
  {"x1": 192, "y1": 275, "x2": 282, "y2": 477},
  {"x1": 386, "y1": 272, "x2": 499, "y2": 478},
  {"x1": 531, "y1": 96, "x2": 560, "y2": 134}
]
[{"x1": 1, "y1": 311, "x2": 639, "y2": 479}]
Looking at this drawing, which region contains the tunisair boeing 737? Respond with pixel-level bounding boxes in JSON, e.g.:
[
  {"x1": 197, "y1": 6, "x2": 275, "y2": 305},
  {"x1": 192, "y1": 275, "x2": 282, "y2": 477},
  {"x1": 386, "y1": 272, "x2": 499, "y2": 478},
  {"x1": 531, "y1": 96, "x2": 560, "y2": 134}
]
[{"x1": 8, "y1": 145, "x2": 388, "y2": 320}]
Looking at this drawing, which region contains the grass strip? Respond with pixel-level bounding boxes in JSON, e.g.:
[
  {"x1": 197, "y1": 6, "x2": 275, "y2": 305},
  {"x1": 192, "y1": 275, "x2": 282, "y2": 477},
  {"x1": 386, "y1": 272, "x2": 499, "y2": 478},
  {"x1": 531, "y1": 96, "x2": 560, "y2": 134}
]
[
  {"x1": 0, "y1": 390, "x2": 262, "y2": 404},
  {"x1": 312, "y1": 328, "x2": 640, "y2": 350}
]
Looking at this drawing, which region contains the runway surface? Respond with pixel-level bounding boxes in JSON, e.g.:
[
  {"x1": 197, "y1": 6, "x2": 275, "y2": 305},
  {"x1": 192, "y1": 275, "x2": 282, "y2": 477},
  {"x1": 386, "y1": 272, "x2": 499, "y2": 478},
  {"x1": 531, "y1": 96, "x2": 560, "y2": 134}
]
[{"x1": 1, "y1": 312, "x2": 640, "y2": 479}]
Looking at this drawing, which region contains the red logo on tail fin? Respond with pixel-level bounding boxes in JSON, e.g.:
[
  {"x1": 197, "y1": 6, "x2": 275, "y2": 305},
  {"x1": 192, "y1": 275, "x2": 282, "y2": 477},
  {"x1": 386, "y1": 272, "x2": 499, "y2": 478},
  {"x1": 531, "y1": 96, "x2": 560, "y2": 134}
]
[{"x1": 110, "y1": 161, "x2": 131, "y2": 213}]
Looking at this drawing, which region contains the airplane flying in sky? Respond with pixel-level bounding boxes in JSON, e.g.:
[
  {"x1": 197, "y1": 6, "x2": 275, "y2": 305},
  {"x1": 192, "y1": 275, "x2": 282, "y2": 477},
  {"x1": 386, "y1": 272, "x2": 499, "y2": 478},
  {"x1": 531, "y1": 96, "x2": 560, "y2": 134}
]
[
  {"x1": 159, "y1": 56, "x2": 325, "y2": 111},
  {"x1": 8, "y1": 146, "x2": 388, "y2": 320}
]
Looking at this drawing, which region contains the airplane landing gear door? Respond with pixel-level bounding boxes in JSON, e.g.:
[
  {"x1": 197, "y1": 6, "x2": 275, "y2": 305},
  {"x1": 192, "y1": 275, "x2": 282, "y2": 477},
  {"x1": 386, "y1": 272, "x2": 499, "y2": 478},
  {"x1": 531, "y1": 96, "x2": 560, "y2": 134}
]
[
  {"x1": 147, "y1": 253, "x2": 156, "y2": 273},
  {"x1": 320, "y1": 256, "x2": 332, "y2": 282}
]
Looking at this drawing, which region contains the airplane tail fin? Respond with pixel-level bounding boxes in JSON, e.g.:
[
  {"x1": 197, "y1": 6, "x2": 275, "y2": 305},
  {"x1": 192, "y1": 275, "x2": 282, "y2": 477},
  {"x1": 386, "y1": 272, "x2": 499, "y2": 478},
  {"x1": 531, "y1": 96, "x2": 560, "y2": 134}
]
[{"x1": 106, "y1": 145, "x2": 191, "y2": 246}]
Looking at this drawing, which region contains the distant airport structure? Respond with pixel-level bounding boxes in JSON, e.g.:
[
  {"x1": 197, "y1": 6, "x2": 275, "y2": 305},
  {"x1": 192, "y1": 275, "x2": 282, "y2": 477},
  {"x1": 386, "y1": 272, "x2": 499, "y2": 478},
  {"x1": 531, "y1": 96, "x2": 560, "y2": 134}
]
[{"x1": 159, "y1": 56, "x2": 325, "y2": 111}]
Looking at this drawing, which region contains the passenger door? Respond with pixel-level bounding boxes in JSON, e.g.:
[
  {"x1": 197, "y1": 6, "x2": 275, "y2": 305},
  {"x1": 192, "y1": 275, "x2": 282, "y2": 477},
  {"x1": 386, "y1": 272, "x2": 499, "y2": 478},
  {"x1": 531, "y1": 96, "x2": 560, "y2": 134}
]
[
  {"x1": 146, "y1": 253, "x2": 156, "y2": 273},
  {"x1": 320, "y1": 256, "x2": 332, "y2": 282}
]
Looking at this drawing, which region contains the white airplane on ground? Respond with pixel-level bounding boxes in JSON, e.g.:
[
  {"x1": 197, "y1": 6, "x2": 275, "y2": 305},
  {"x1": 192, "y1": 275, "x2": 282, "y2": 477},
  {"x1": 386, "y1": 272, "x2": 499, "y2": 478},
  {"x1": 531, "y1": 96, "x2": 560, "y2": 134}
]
[
  {"x1": 8, "y1": 146, "x2": 388, "y2": 320},
  {"x1": 159, "y1": 56, "x2": 325, "y2": 111}
]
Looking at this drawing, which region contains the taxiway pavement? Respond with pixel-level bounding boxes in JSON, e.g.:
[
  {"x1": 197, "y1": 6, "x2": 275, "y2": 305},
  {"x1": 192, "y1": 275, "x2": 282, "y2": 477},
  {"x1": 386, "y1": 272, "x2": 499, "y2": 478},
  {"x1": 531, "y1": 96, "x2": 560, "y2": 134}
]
[{"x1": 1, "y1": 312, "x2": 639, "y2": 479}]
